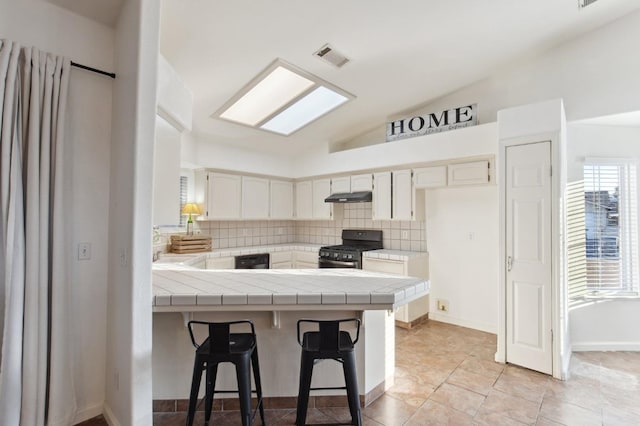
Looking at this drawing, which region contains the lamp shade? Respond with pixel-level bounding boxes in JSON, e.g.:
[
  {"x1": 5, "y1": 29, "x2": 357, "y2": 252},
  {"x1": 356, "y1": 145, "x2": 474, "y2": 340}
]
[{"x1": 181, "y1": 203, "x2": 201, "y2": 216}]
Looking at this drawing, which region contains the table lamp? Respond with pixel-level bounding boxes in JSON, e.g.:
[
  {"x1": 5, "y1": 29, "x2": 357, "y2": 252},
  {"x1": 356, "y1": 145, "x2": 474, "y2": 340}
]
[{"x1": 181, "y1": 203, "x2": 201, "y2": 235}]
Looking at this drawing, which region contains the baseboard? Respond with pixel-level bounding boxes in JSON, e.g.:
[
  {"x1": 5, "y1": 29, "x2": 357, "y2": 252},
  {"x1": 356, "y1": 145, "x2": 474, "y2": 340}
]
[
  {"x1": 73, "y1": 403, "x2": 104, "y2": 424},
  {"x1": 102, "y1": 403, "x2": 121, "y2": 426},
  {"x1": 395, "y1": 313, "x2": 429, "y2": 329},
  {"x1": 572, "y1": 342, "x2": 640, "y2": 351},
  {"x1": 428, "y1": 312, "x2": 497, "y2": 334}
]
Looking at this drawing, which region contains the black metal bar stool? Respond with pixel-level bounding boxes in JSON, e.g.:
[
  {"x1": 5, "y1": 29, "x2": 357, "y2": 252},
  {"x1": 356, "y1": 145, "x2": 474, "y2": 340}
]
[
  {"x1": 186, "y1": 320, "x2": 266, "y2": 426},
  {"x1": 295, "y1": 318, "x2": 362, "y2": 426}
]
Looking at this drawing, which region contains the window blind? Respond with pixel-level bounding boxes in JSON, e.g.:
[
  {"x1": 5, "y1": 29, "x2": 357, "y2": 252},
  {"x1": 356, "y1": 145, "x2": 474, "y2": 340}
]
[
  {"x1": 179, "y1": 175, "x2": 188, "y2": 227},
  {"x1": 583, "y1": 162, "x2": 639, "y2": 295}
]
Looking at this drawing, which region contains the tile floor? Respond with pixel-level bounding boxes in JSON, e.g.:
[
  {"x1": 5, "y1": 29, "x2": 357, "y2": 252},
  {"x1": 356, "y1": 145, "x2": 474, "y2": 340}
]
[{"x1": 80, "y1": 320, "x2": 640, "y2": 425}]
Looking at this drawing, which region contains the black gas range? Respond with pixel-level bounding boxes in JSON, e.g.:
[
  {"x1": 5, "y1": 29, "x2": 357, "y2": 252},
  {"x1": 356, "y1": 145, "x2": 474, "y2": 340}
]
[{"x1": 318, "y1": 229, "x2": 383, "y2": 269}]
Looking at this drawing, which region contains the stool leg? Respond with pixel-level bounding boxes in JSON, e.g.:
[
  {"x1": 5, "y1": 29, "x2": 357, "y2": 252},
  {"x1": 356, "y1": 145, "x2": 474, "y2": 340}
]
[
  {"x1": 343, "y1": 352, "x2": 362, "y2": 426},
  {"x1": 187, "y1": 357, "x2": 204, "y2": 426},
  {"x1": 295, "y1": 353, "x2": 314, "y2": 426},
  {"x1": 236, "y1": 356, "x2": 253, "y2": 426},
  {"x1": 204, "y1": 362, "x2": 218, "y2": 425},
  {"x1": 251, "y1": 348, "x2": 266, "y2": 425}
]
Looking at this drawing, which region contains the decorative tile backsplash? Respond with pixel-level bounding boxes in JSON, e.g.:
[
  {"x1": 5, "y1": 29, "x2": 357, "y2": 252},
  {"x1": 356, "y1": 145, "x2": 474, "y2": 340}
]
[{"x1": 156, "y1": 203, "x2": 426, "y2": 252}]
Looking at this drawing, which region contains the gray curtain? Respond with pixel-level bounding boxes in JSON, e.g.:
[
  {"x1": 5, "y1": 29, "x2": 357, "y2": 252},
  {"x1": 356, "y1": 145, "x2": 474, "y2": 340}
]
[{"x1": 0, "y1": 39, "x2": 74, "y2": 426}]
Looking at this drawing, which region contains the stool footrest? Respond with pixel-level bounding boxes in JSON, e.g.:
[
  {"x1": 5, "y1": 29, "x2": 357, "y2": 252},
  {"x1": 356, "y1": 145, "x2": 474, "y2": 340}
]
[
  {"x1": 309, "y1": 386, "x2": 348, "y2": 391},
  {"x1": 209, "y1": 389, "x2": 260, "y2": 394}
]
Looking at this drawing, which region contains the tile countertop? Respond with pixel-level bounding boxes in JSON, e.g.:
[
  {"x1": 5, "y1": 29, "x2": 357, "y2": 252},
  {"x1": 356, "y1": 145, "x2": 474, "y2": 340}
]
[
  {"x1": 152, "y1": 268, "x2": 429, "y2": 312},
  {"x1": 155, "y1": 243, "x2": 428, "y2": 266}
]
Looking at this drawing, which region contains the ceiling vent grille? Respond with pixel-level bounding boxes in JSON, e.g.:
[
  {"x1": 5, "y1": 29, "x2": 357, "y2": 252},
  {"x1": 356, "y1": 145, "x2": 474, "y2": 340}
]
[
  {"x1": 579, "y1": 0, "x2": 599, "y2": 8},
  {"x1": 314, "y1": 44, "x2": 349, "y2": 68}
]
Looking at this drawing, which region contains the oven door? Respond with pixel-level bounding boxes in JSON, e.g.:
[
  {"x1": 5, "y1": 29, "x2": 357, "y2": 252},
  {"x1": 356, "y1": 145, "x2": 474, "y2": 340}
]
[{"x1": 318, "y1": 258, "x2": 359, "y2": 269}]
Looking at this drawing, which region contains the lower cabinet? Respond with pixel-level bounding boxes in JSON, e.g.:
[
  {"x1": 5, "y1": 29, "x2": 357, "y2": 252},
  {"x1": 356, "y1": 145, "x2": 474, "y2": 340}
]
[
  {"x1": 205, "y1": 257, "x2": 235, "y2": 270},
  {"x1": 362, "y1": 254, "x2": 429, "y2": 328},
  {"x1": 294, "y1": 251, "x2": 318, "y2": 269},
  {"x1": 270, "y1": 251, "x2": 293, "y2": 269}
]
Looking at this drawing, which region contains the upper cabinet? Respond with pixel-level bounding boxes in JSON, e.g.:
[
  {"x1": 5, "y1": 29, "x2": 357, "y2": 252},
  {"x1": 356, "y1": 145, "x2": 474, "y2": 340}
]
[
  {"x1": 372, "y1": 172, "x2": 392, "y2": 220},
  {"x1": 351, "y1": 173, "x2": 373, "y2": 192},
  {"x1": 241, "y1": 176, "x2": 270, "y2": 219},
  {"x1": 295, "y1": 178, "x2": 334, "y2": 220},
  {"x1": 270, "y1": 180, "x2": 294, "y2": 219},
  {"x1": 448, "y1": 160, "x2": 490, "y2": 186},
  {"x1": 312, "y1": 179, "x2": 332, "y2": 219},
  {"x1": 330, "y1": 176, "x2": 351, "y2": 194},
  {"x1": 373, "y1": 170, "x2": 424, "y2": 221},
  {"x1": 201, "y1": 172, "x2": 242, "y2": 220},
  {"x1": 414, "y1": 166, "x2": 447, "y2": 188}
]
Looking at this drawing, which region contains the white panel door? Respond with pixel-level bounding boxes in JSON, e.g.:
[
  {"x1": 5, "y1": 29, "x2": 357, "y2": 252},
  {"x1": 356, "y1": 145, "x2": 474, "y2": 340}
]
[
  {"x1": 392, "y1": 169, "x2": 413, "y2": 220},
  {"x1": 295, "y1": 181, "x2": 313, "y2": 220},
  {"x1": 270, "y1": 180, "x2": 293, "y2": 219},
  {"x1": 312, "y1": 179, "x2": 332, "y2": 219},
  {"x1": 208, "y1": 173, "x2": 242, "y2": 219},
  {"x1": 372, "y1": 172, "x2": 391, "y2": 220},
  {"x1": 241, "y1": 176, "x2": 270, "y2": 219},
  {"x1": 506, "y1": 141, "x2": 552, "y2": 374}
]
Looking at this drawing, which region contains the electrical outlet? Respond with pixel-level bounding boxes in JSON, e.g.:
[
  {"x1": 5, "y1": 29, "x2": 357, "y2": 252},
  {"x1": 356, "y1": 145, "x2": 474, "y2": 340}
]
[
  {"x1": 401, "y1": 230, "x2": 409, "y2": 240},
  {"x1": 437, "y1": 299, "x2": 449, "y2": 312},
  {"x1": 277, "y1": 227, "x2": 284, "y2": 235}
]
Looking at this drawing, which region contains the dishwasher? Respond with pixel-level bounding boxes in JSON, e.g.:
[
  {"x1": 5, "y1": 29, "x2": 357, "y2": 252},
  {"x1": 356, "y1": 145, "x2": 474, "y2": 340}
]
[{"x1": 235, "y1": 253, "x2": 270, "y2": 269}]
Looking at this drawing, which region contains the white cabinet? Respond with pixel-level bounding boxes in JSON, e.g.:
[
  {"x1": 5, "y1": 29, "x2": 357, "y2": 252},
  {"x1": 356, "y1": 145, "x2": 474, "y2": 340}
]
[
  {"x1": 270, "y1": 180, "x2": 294, "y2": 219},
  {"x1": 312, "y1": 179, "x2": 332, "y2": 219},
  {"x1": 448, "y1": 160, "x2": 490, "y2": 186},
  {"x1": 294, "y1": 251, "x2": 318, "y2": 268},
  {"x1": 206, "y1": 257, "x2": 235, "y2": 269},
  {"x1": 295, "y1": 181, "x2": 313, "y2": 220},
  {"x1": 351, "y1": 173, "x2": 373, "y2": 192},
  {"x1": 414, "y1": 166, "x2": 447, "y2": 188},
  {"x1": 241, "y1": 176, "x2": 269, "y2": 219},
  {"x1": 372, "y1": 172, "x2": 392, "y2": 220},
  {"x1": 330, "y1": 176, "x2": 351, "y2": 194},
  {"x1": 296, "y1": 179, "x2": 332, "y2": 220},
  {"x1": 270, "y1": 251, "x2": 293, "y2": 269},
  {"x1": 197, "y1": 172, "x2": 242, "y2": 220},
  {"x1": 392, "y1": 169, "x2": 414, "y2": 221},
  {"x1": 362, "y1": 253, "x2": 430, "y2": 328}
]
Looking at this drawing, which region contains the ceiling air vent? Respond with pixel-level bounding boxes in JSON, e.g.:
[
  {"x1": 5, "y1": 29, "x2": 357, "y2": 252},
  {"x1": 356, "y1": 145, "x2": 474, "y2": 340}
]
[
  {"x1": 579, "y1": 0, "x2": 599, "y2": 8},
  {"x1": 314, "y1": 44, "x2": 349, "y2": 68}
]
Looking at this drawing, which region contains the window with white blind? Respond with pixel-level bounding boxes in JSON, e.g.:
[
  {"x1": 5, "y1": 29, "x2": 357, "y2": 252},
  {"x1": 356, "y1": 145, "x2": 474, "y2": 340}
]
[
  {"x1": 583, "y1": 161, "x2": 639, "y2": 295},
  {"x1": 179, "y1": 175, "x2": 188, "y2": 227}
]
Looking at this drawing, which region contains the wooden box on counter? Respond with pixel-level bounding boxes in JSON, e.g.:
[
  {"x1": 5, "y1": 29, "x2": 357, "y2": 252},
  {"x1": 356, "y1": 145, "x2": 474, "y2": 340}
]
[{"x1": 170, "y1": 235, "x2": 212, "y2": 254}]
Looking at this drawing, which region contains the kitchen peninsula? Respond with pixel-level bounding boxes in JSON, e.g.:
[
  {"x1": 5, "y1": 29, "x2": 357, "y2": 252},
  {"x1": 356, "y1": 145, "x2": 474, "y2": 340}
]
[{"x1": 152, "y1": 260, "x2": 430, "y2": 408}]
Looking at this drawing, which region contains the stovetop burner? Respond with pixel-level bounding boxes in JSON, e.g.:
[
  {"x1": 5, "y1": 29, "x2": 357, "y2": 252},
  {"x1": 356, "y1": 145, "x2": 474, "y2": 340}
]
[{"x1": 318, "y1": 229, "x2": 383, "y2": 267}]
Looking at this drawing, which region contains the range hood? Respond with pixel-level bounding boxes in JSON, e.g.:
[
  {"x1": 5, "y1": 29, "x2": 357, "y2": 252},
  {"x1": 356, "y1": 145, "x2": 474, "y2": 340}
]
[{"x1": 324, "y1": 191, "x2": 372, "y2": 203}]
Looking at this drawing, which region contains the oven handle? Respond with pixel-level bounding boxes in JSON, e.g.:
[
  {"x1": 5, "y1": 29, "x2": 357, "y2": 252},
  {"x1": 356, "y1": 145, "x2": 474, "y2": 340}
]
[{"x1": 319, "y1": 259, "x2": 358, "y2": 268}]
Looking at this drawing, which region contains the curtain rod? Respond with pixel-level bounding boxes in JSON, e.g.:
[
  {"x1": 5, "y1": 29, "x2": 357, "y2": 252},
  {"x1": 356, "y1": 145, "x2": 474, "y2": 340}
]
[{"x1": 71, "y1": 61, "x2": 116, "y2": 79}]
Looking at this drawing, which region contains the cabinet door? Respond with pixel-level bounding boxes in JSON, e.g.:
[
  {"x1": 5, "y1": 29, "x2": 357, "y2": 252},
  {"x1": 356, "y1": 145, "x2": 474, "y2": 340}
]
[
  {"x1": 312, "y1": 179, "x2": 332, "y2": 219},
  {"x1": 362, "y1": 258, "x2": 406, "y2": 275},
  {"x1": 294, "y1": 251, "x2": 318, "y2": 268},
  {"x1": 351, "y1": 173, "x2": 373, "y2": 192},
  {"x1": 331, "y1": 176, "x2": 350, "y2": 194},
  {"x1": 448, "y1": 160, "x2": 490, "y2": 186},
  {"x1": 372, "y1": 172, "x2": 392, "y2": 220},
  {"x1": 414, "y1": 166, "x2": 447, "y2": 188},
  {"x1": 270, "y1": 180, "x2": 294, "y2": 219},
  {"x1": 206, "y1": 257, "x2": 235, "y2": 269},
  {"x1": 208, "y1": 173, "x2": 242, "y2": 219},
  {"x1": 241, "y1": 176, "x2": 270, "y2": 219},
  {"x1": 295, "y1": 181, "x2": 313, "y2": 220},
  {"x1": 392, "y1": 169, "x2": 413, "y2": 220}
]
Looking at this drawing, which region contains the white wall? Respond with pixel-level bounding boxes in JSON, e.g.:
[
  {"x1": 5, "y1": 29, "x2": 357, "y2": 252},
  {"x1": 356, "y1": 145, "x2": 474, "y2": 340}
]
[
  {"x1": 425, "y1": 186, "x2": 499, "y2": 332},
  {"x1": 153, "y1": 116, "x2": 181, "y2": 226},
  {"x1": 406, "y1": 10, "x2": 640, "y2": 126},
  {"x1": 105, "y1": 0, "x2": 159, "y2": 424},
  {"x1": 0, "y1": 0, "x2": 114, "y2": 422},
  {"x1": 567, "y1": 123, "x2": 640, "y2": 350}
]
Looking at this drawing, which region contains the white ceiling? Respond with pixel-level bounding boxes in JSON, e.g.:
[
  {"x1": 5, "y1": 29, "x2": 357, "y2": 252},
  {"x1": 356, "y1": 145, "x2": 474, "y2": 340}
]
[
  {"x1": 45, "y1": 0, "x2": 640, "y2": 156},
  {"x1": 159, "y1": 0, "x2": 640, "y2": 157}
]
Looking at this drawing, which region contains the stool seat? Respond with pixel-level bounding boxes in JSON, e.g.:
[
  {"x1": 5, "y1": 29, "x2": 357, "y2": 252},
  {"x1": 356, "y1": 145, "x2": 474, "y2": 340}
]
[
  {"x1": 186, "y1": 320, "x2": 265, "y2": 426},
  {"x1": 296, "y1": 318, "x2": 362, "y2": 426}
]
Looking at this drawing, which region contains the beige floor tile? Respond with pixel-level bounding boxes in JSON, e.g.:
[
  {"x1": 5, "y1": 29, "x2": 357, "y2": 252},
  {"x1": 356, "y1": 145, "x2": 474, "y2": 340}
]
[
  {"x1": 446, "y1": 367, "x2": 497, "y2": 396},
  {"x1": 476, "y1": 389, "x2": 540, "y2": 424},
  {"x1": 603, "y1": 405, "x2": 640, "y2": 426},
  {"x1": 545, "y1": 376, "x2": 602, "y2": 412},
  {"x1": 405, "y1": 399, "x2": 474, "y2": 426},
  {"x1": 472, "y1": 411, "x2": 528, "y2": 425},
  {"x1": 535, "y1": 416, "x2": 565, "y2": 425},
  {"x1": 539, "y1": 399, "x2": 602, "y2": 426},
  {"x1": 386, "y1": 374, "x2": 435, "y2": 407},
  {"x1": 493, "y1": 365, "x2": 550, "y2": 403},
  {"x1": 361, "y1": 394, "x2": 418, "y2": 426},
  {"x1": 429, "y1": 382, "x2": 486, "y2": 417},
  {"x1": 459, "y1": 355, "x2": 505, "y2": 380}
]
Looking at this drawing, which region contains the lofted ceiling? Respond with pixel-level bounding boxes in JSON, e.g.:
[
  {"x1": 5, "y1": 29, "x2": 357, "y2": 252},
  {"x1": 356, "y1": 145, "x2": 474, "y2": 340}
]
[
  {"x1": 159, "y1": 0, "x2": 640, "y2": 157},
  {"x1": 44, "y1": 0, "x2": 640, "y2": 156}
]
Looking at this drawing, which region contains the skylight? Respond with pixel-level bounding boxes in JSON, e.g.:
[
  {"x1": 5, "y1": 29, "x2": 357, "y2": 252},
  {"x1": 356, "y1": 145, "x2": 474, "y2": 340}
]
[{"x1": 214, "y1": 59, "x2": 354, "y2": 136}]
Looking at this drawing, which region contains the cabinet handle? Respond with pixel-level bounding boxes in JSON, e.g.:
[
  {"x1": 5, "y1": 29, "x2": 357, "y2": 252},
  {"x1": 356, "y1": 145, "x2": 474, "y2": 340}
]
[{"x1": 507, "y1": 256, "x2": 513, "y2": 272}]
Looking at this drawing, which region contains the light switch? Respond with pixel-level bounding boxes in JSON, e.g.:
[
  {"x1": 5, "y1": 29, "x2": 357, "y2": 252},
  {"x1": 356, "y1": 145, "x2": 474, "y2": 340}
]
[{"x1": 78, "y1": 242, "x2": 91, "y2": 260}]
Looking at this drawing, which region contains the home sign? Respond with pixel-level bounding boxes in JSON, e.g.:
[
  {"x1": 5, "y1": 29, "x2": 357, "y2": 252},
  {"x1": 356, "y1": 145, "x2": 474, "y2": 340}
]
[{"x1": 386, "y1": 103, "x2": 477, "y2": 142}]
